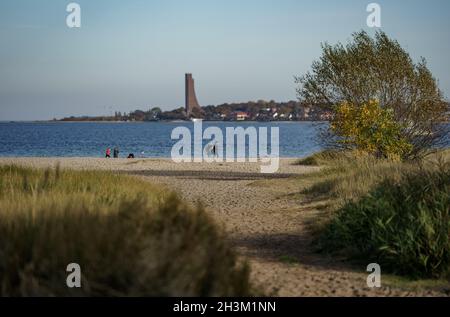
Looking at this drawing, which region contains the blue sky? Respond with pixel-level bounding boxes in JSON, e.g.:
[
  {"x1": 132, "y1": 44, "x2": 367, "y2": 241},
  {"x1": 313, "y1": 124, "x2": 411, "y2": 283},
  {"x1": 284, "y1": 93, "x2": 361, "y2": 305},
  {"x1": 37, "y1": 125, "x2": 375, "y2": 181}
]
[{"x1": 1, "y1": 0, "x2": 449, "y2": 120}]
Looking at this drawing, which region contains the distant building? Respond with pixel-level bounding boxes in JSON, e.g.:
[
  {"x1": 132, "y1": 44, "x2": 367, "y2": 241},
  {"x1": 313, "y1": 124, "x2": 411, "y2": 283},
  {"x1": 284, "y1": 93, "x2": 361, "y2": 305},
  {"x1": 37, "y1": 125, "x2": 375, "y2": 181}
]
[
  {"x1": 319, "y1": 111, "x2": 333, "y2": 121},
  {"x1": 234, "y1": 111, "x2": 249, "y2": 121},
  {"x1": 299, "y1": 106, "x2": 311, "y2": 120},
  {"x1": 185, "y1": 73, "x2": 201, "y2": 117}
]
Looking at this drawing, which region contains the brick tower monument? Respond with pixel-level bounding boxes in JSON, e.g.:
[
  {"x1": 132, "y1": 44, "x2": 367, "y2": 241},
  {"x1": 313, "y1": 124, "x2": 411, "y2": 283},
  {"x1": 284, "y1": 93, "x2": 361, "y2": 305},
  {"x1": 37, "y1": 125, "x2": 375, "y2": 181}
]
[{"x1": 185, "y1": 73, "x2": 201, "y2": 117}]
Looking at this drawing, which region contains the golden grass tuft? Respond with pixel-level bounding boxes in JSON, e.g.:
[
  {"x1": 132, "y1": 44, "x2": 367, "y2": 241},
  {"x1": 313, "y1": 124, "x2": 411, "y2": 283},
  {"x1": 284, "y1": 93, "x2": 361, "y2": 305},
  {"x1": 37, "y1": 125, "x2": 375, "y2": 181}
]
[{"x1": 0, "y1": 165, "x2": 251, "y2": 296}]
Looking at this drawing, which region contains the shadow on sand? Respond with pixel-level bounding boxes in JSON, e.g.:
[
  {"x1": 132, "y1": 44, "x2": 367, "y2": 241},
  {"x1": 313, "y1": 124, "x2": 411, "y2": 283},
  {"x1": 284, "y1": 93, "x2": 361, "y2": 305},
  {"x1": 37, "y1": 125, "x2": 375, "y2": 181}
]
[
  {"x1": 229, "y1": 232, "x2": 361, "y2": 274},
  {"x1": 123, "y1": 169, "x2": 297, "y2": 181}
]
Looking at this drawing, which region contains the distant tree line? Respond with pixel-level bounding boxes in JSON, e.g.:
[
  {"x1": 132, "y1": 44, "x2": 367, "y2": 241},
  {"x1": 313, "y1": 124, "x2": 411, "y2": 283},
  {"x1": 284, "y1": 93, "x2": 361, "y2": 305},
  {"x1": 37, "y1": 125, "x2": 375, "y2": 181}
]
[{"x1": 59, "y1": 101, "x2": 333, "y2": 122}]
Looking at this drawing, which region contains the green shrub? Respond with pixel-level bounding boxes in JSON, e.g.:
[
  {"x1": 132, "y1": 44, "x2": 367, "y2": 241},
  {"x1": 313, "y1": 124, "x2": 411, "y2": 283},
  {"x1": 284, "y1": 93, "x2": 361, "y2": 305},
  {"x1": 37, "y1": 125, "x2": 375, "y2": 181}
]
[
  {"x1": 319, "y1": 167, "x2": 450, "y2": 278},
  {"x1": 0, "y1": 165, "x2": 251, "y2": 296}
]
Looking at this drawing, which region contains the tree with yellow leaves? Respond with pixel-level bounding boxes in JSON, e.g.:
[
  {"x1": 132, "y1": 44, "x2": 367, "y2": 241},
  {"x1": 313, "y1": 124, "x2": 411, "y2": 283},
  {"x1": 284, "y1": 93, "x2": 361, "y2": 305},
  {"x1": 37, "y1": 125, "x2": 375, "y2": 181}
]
[
  {"x1": 331, "y1": 100, "x2": 412, "y2": 160},
  {"x1": 296, "y1": 31, "x2": 449, "y2": 159}
]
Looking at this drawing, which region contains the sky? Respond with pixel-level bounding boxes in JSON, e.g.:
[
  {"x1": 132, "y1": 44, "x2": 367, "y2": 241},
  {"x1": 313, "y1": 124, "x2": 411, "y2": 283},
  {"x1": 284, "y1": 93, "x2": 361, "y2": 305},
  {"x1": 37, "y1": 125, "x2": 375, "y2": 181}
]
[{"x1": 0, "y1": 0, "x2": 449, "y2": 121}]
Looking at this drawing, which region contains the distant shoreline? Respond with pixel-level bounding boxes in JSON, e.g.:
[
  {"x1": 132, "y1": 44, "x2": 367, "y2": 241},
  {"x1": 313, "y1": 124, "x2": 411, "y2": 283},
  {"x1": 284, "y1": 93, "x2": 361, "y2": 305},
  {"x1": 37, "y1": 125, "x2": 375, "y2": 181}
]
[{"x1": 2, "y1": 120, "x2": 328, "y2": 124}]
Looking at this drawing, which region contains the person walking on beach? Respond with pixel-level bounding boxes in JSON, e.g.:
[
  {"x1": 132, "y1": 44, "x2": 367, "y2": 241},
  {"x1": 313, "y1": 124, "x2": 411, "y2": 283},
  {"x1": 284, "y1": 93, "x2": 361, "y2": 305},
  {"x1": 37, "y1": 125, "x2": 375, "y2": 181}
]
[
  {"x1": 105, "y1": 148, "x2": 111, "y2": 158},
  {"x1": 113, "y1": 147, "x2": 119, "y2": 158},
  {"x1": 212, "y1": 142, "x2": 218, "y2": 158}
]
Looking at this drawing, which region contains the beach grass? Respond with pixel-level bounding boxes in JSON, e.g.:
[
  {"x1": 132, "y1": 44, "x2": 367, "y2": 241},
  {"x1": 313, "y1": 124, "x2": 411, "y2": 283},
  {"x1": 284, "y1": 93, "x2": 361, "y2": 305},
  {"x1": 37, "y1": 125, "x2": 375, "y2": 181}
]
[
  {"x1": 299, "y1": 149, "x2": 450, "y2": 204},
  {"x1": 0, "y1": 165, "x2": 251, "y2": 296},
  {"x1": 299, "y1": 150, "x2": 450, "y2": 279},
  {"x1": 296, "y1": 150, "x2": 353, "y2": 166}
]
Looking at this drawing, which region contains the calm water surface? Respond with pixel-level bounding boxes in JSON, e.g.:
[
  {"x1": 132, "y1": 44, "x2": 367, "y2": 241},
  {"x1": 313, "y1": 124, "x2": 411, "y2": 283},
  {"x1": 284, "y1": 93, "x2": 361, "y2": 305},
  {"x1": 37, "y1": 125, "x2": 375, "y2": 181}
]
[{"x1": 0, "y1": 121, "x2": 328, "y2": 158}]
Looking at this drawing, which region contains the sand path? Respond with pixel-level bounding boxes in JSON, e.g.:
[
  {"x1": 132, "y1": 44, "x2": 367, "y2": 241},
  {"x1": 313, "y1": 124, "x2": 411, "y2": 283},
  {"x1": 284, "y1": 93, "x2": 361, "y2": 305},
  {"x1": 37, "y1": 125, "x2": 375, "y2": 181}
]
[{"x1": 0, "y1": 157, "x2": 447, "y2": 296}]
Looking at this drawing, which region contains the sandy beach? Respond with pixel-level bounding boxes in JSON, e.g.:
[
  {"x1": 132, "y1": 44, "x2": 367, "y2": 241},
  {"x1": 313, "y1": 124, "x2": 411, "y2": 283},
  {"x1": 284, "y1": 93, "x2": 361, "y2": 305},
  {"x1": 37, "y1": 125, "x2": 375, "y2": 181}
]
[{"x1": 0, "y1": 157, "x2": 446, "y2": 297}]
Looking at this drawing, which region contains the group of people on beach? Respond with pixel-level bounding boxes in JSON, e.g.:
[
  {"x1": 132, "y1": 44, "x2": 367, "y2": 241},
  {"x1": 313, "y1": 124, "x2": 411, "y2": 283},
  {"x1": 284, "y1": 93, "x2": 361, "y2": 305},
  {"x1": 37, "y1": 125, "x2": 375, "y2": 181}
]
[
  {"x1": 105, "y1": 147, "x2": 119, "y2": 158},
  {"x1": 105, "y1": 143, "x2": 218, "y2": 159},
  {"x1": 105, "y1": 147, "x2": 135, "y2": 159}
]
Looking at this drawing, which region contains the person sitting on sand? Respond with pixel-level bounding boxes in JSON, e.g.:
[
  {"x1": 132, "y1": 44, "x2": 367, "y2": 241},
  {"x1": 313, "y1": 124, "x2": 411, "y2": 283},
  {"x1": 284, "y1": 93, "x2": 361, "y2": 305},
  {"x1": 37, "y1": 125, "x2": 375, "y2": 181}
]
[
  {"x1": 105, "y1": 148, "x2": 111, "y2": 158},
  {"x1": 127, "y1": 153, "x2": 135, "y2": 159}
]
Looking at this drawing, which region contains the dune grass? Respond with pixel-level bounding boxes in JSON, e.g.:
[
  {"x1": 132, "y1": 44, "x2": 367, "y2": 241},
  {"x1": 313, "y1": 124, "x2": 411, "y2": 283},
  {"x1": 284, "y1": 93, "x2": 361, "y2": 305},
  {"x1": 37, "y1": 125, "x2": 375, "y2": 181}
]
[
  {"x1": 296, "y1": 150, "x2": 352, "y2": 166},
  {"x1": 0, "y1": 165, "x2": 251, "y2": 296},
  {"x1": 299, "y1": 150, "x2": 450, "y2": 279},
  {"x1": 299, "y1": 150, "x2": 449, "y2": 204},
  {"x1": 320, "y1": 167, "x2": 450, "y2": 278}
]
